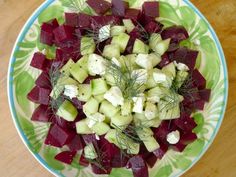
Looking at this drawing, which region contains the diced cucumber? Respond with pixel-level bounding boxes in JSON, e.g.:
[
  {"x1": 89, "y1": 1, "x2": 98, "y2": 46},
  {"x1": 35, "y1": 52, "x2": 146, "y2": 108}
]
[
  {"x1": 162, "y1": 62, "x2": 176, "y2": 79},
  {"x1": 121, "y1": 100, "x2": 132, "y2": 116},
  {"x1": 88, "y1": 54, "x2": 107, "y2": 76},
  {"x1": 143, "y1": 136, "x2": 160, "y2": 152},
  {"x1": 144, "y1": 102, "x2": 159, "y2": 120},
  {"x1": 94, "y1": 94, "x2": 105, "y2": 103},
  {"x1": 126, "y1": 142, "x2": 140, "y2": 155},
  {"x1": 70, "y1": 67, "x2": 88, "y2": 83},
  {"x1": 103, "y1": 44, "x2": 120, "y2": 59},
  {"x1": 146, "y1": 118, "x2": 161, "y2": 128},
  {"x1": 105, "y1": 129, "x2": 119, "y2": 145},
  {"x1": 56, "y1": 100, "x2": 78, "y2": 121},
  {"x1": 134, "y1": 113, "x2": 147, "y2": 120},
  {"x1": 111, "y1": 33, "x2": 130, "y2": 52},
  {"x1": 125, "y1": 54, "x2": 139, "y2": 69},
  {"x1": 99, "y1": 25, "x2": 111, "y2": 42},
  {"x1": 81, "y1": 37, "x2": 95, "y2": 55},
  {"x1": 83, "y1": 97, "x2": 99, "y2": 116},
  {"x1": 135, "y1": 54, "x2": 153, "y2": 69},
  {"x1": 133, "y1": 39, "x2": 149, "y2": 54},
  {"x1": 153, "y1": 38, "x2": 171, "y2": 56},
  {"x1": 76, "y1": 119, "x2": 93, "y2": 134},
  {"x1": 64, "y1": 85, "x2": 79, "y2": 99},
  {"x1": 149, "y1": 53, "x2": 161, "y2": 67},
  {"x1": 111, "y1": 113, "x2": 133, "y2": 129},
  {"x1": 136, "y1": 127, "x2": 153, "y2": 140},
  {"x1": 123, "y1": 19, "x2": 135, "y2": 33},
  {"x1": 134, "y1": 115, "x2": 161, "y2": 128},
  {"x1": 74, "y1": 55, "x2": 89, "y2": 71},
  {"x1": 60, "y1": 59, "x2": 75, "y2": 76},
  {"x1": 50, "y1": 77, "x2": 78, "y2": 99},
  {"x1": 104, "y1": 73, "x2": 116, "y2": 86},
  {"x1": 175, "y1": 71, "x2": 189, "y2": 88},
  {"x1": 99, "y1": 100, "x2": 120, "y2": 118},
  {"x1": 153, "y1": 69, "x2": 173, "y2": 88},
  {"x1": 86, "y1": 113, "x2": 105, "y2": 128},
  {"x1": 104, "y1": 86, "x2": 124, "y2": 107},
  {"x1": 147, "y1": 86, "x2": 168, "y2": 103},
  {"x1": 91, "y1": 78, "x2": 108, "y2": 95},
  {"x1": 111, "y1": 25, "x2": 126, "y2": 36},
  {"x1": 146, "y1": 70, "x2": 158, "y2": 89},
  {"x1": 91, "y1": 122, "x2": 110, "y2": 135},
  {"x1": 84, "y1": 143, "x2": 98, "y2": 159},
  {"x1": 77, "y1": 84, "x2": 92, "y2": 102},
  {"x1": 149, "y1": 33, "x2": 162, "y2": 51},
  {"x1": 159, "y1": 100, "x2": 180, "y2": 120}
]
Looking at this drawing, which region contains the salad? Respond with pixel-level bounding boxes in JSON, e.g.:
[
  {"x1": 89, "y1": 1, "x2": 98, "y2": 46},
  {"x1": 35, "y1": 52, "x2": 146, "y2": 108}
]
[{"x1": 27, "y1": 0, "x2": 211, "y2": 176}]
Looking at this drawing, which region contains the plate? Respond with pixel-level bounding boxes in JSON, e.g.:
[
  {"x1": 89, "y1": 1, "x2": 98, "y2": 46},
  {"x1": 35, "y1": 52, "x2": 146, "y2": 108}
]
[{"x1": 7, "y1": 0, "x2": 228, "y2": 176}]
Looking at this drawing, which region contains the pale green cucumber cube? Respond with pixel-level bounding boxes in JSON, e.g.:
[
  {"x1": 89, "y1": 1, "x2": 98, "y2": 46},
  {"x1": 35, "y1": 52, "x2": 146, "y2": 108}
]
[
  {"x1": 94, "y1": 94, "x2": 105, "y2": 103},
  {"x1": 175, "y1": 71, "x2": 189, "y2": 88},
  {"x1": 153, "y1": 38, "x2": 171, "y2": 56},
  {"x1": 104, "y1": 73, "x2": 116, "y2": 86},
  {"x1": 133, "y1": 39, "x2": 149, "y2": 54},
  {"x1": 159, "y1": 100, "x2": 180, "y2": 120},
  {"x1": 60, "y1": 59, "x2": 75, "y2": 76},
  {"x1": 92, "y1": 122, "x2": 110, "y2": 135},
  {"x1": 75, "y1": 55, "x2": 89, "y2": 71},
  {"x1": 123, "y1": 19, "x2": 135, "y2": 33},
  {"x1": 149, "y1": 53, "x2": 161, "y2": 67},
  {"x1": 143, "y1": 136, "x2": 160, "y2": 152},
  {"x1": 126, "y1": 142, "x2": 140, "y2": 155},
  {"x1": 162, "y1": 62, "x2": 176, "y2": 79},
  {"x1": 81, "y1": 37, "x2": 95, "y2": 55},
  {"x1": 144, "y1": 102, "x2": 159, "y2": 120},
  {"x1": 121, "y1": 100, "x2": 132, "y2": 116},
  {"x1": 83, "y1": 97, "x2": 99, "y2": 116},
  {"x1": 103, "y1": 44, "x2": 121, "y2": 59},
  {"x1": 111, "y1": 113, "x2": 133, "y2": 129},
  {"x1": 111, "y1": 25, "x2": 126, "y2": 36},
  {"x1": 99, "y1": 100, "x2": 120, "y2": 118},
  {"x1": 111, "y1": 33, "x2": 130, "y2": 52},
  {"x1": 146, "y1": 70, "x2": 158, "y2": 89},
  {"x1": 149, "y1": 33, "x2": 162, "y2": 50},
  {"x1": 76, "y1": 119, "x2": 93, "y2": 134},
  {"x1": 56, "y1": 100, "x2": 78, "y2": 121},
  {"x1": 84, "y1": 143, "x2": 98, "y2": 159},
  {"x1": 91, "y1": 78, "x2": 108, "y2": 95},
  {"x1": 77, "y1": 84, "x2": 92, "y2": 102}
]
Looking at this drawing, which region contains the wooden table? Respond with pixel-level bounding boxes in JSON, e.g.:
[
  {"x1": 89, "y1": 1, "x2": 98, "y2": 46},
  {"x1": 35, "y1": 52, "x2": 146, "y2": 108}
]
[{"x1": 0, "y1": 0, "x2": 235, "y2": 176}]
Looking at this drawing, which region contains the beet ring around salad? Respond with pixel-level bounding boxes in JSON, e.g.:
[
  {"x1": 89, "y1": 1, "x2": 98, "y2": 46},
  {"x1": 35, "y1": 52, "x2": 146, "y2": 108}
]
[{"x1": 27, "y1": 0, "x2": 211, "y2": 176}]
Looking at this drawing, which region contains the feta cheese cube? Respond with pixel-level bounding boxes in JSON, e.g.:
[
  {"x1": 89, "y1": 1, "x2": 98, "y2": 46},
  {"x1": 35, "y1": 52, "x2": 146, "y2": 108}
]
[
  {"x1": 99, "y1": 25, "x2": 111, "y2": 42},
  {"x1": 86, "y1": 112, "x2": 106, "y2": 128},
  {"x1": 167, "y1": 130, "x2": 180, "y2": 144},
  {"x1": 88, "y1": 54, "x2": 107, "y2": 75},
  {"x1": 104, "y1": 86, "x2": 124, "y2": 107},
  {"x1": 144, "y1": 102, "x2": 158, "y2": 120},
  {"x1": 153, "y1": 69, "x2": 172, "y2": 88},
  {"x1": 174, "y1": 61, "x2": 189, "y2": 71},
  {"x1": 132, "y1": 94, "x2": 145, "y2": 113},
  {"x1": 63, "y1": 85, "x2": 78, "y2": 99}
]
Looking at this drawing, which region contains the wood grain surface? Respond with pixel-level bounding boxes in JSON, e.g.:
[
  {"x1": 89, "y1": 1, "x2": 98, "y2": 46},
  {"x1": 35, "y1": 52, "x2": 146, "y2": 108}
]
[{"x1": 0, "y1": 0, "x2": 235, "y2": 177}]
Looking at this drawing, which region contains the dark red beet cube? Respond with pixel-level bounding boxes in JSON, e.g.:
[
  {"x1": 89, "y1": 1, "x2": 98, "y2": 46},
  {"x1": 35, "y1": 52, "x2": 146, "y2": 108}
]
[
  {"x1": 171, "y1": 142, "x2": 187, "y2": 152},
  {"x1": 49, "y1": 18, "x2": 59, "y2": 29},
  {"x1": 31, "y1": 105, "x2": 53, "y2": 122},
  {"x1": 153, "y1": 142, "x2": 168, "y2": 159},
  {"x1": 45, "y1": 124, "x2": 72, "y2": 147},
  {"x1": 125, "y1": 8, "x2": 141, "y2": 22},
  {"x1": 67, "y1": 135, "x2": 84, "y2": 151},
  {"x1": 143, "y1": 153, "x2": 157, "y2": 168},
  {"x1": 112, "y1": 0, "x2": 129, "y2": 16},
  {"x1": 79, "y1": 153, "x2": 89, "y2": 167},
  {"x1": 82, "y1": 134, "x2": 97, "y2": 144},
  {"x1": 192, "y1": 69, "x2": 206, "y2": 89},
  {"x1": 40, "y1": 23, "x2": 54, "y2": 46},
  {"x1": 91, "y1": 15, "x2": 121, "y2": 29},
  {"x1": 173, "y1": 113, "x2": 197, "y2": 132},
  {"x1": 173, "y1": 47, "x2": 198, "y2": 70},
  {"x1": 77, "y1": 13, "x2": 91, "y2": 28},
  {"x1": 142, "y1": 1, "x2": 159, "y2": 18},
  {"x1": 199, "y1": 89, "x2": 211, "y2": 102},
  {"x1": 161, "y1": 26, "x2": 189, "y2": 43},
  {"x1": 91, "y1": 163, "x2": 112, "y2": 174},
  {"x1": 179, "y1": 132, "x2": 197, "y2": 145},
  {"x1": 55, "y1": 151, "x2": 76, "y2": 164},
  {"x1": 35, "y1": 71, "x2": 51, "y2": 89},
  {"x1": 158, "y1": 53, "x2": 170, "y2": 68},
  {"x1": 191, "y1": 100, "x2": 206, "y2": 110},
  {"x1": 127, "y1": 155, "x2": 149, "y2": 177},
  {"x1": 30, "y1": 52, "x2": 46, "y2": 70},
  {"x1": 65, "y1": 13, "x2": 79, "y2": 27},
  {"x1": 27, "y1": 86, "x2": 50, "y2": 105},
  {"x1": 53, "y1": 25, "x2": 75, "y2": 44},
  {"x1": 71, "y1": 98, "x2": 85, "y2": 110},
  {"x1": 145, "y1": 21, "x2": 163, "y2": 33},
  {"x1": 167, "y1": 42, "x2": 179, "y2": 52},
  {"x1": 87, "y1": 0, "x2": 112, "y2": 15}
]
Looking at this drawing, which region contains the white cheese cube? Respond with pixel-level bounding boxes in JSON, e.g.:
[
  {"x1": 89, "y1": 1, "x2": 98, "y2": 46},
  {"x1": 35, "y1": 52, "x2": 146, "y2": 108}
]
[
  {"x1": 167, "y1": 130, "x2": 180, "y2": 144},
  {"x1": 88, "y1": 54, "x2": 107, "y2": 75},
  {"x1": 104, "y1": 86, "x2": 124, "y2": 107},
  {"x1": 63, "y1": 85, "x2": 78, "y2": 99}
]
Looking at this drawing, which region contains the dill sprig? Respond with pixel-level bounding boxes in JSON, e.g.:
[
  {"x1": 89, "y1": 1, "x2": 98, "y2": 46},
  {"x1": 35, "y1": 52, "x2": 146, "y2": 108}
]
[{"x1": 106, "y1": 59, "x2": 145, "y2": 99}]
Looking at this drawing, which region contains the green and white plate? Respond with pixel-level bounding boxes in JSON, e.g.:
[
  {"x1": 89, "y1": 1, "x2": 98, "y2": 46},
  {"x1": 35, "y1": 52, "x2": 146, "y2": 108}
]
[{"x1": 8, "y1": 0, "x2": 228, "y2": 176}]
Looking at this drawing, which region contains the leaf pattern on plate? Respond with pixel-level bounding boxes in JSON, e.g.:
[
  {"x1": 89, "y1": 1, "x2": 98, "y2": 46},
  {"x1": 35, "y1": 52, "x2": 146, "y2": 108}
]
[{"x1": 9, "y1": 0, "x2": 227, "y2": 177}]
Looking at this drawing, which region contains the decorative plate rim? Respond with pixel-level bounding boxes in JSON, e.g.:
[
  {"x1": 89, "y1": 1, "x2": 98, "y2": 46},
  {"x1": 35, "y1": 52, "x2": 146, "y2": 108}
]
[{"x1": 7, "y1": 0, "x2": 228, "y2": 177}]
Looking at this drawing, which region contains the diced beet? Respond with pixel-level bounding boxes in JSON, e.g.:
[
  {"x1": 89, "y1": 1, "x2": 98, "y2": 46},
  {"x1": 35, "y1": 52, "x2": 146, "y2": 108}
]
[
  {"x1": 82, "y1": 134, "x2": 97, "y2": 144},
  {"x1": 167, "y1": 42, "x2": 179, "y2": 52},
  {"x1": 153, "y1": 142, "x2": 168, "y2": 159},
  {"x1": 83, "y1": 76, "x2": 100, "y2": 84},
  {"x1": 190, "y1": 100, "x2": 206, "y2": 110},
  {"x1": 127, "y1": 155, "x2": 148, "y2": 177},
  {"x1": 40, "y1": 23, "x2": 54, "y2": 46},
  {"x1": 142, "y1": 1, "x2": 159, "y2": 18},
  {"x1": 199, "y1": 89, "x2": 211, "y2": 102},
  {"x1": 96, "y1": 38, "x2": 112, "y2": 54},
  {"x1": 71, "y1": 98, "x2": 85, "y2": 110},
  {"x1": 65, "y1": 13, "x2": 79, "y2": 27},
  {"x1": 55, "y1": 151, "x2": 76, "y2": 164},
  {"x1": 35, "y1": 71, "x2": 51, "y2": 89},
  {"x1": 77, "y1": 13, "x2": 91, "y2": 28},
  {"x1": 45, "y1": 124, "x2": 72, "y2": 147},
  {"x1": 125, "y1": 9, "x2": 141, "y2": 22},
  {"x1": 49, "y1": 18, "x2": 60, "y2": 29},
  {"x1": 158, "y1": 53, "x2": 170, "y2": 68},
  {"x1": 27, "y1": 86, "x2": 50, "y2": 105},
  {"x1": 124, "y1": 27, "x2": 143, "y2": 54},
  {"x1": 87, "y1": 0, "x2": 112, "y2": 15},
  {"x1": 171, "y1": 142, "x2": 187, "y2": 152},
  {"x1": 143, "y1": 152, "x2": 157, "y2": 168},
  {"x1": 173, "y1": 113, "x2": 197, "y2": 132},
  {"x1": 111, "y1": 152, "x2": 128, "y2": 168},
  {"x1": 161, "y1": 26, "x2": 189, "y2": 43},
  {"x1": 68, "y1": 135, "x2": 84, "y2": 151},
  {"x1": 30, "y1": 52, "x2": 47, "y2": 70},
  {"x1": 181, "y1": 87, "x2": 201, "y2": 102},
  {"x1": 173, "y1": 47, "x2": 198, "y2": 70},
  {"x1": 112, "y1": 0, "x2": 129, "y2": 16},
  {"x1": 91, "y1": 163, "x2": 112, "y2": 174},
  {"x1": 53, "y1": 115, "x2": 82, "y2": 131},
  {"x1": 55, "y1": 48, "x2": 69, "y2": 62},
  {"x1": 53, "y1": 25, "x2": 75, "y2": 44},
  {"x1": 144, "y1": 21, "x2": 163, "y2": 34},
  {"x1": 79, "y1": 153, "x2": 89, "y2": 167},
  {"x1": 179, "y1": 132, "x2": 197, "y2": 145},
  {"x1": 91, "y1": 15, "x2": 121, "y2": 29},
  {"x1": 31, "y1": 105, "x2": 53, "y2": 122},
  {"x1": 192, "y1": 69, "x2": 206, "y2": 89}
]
